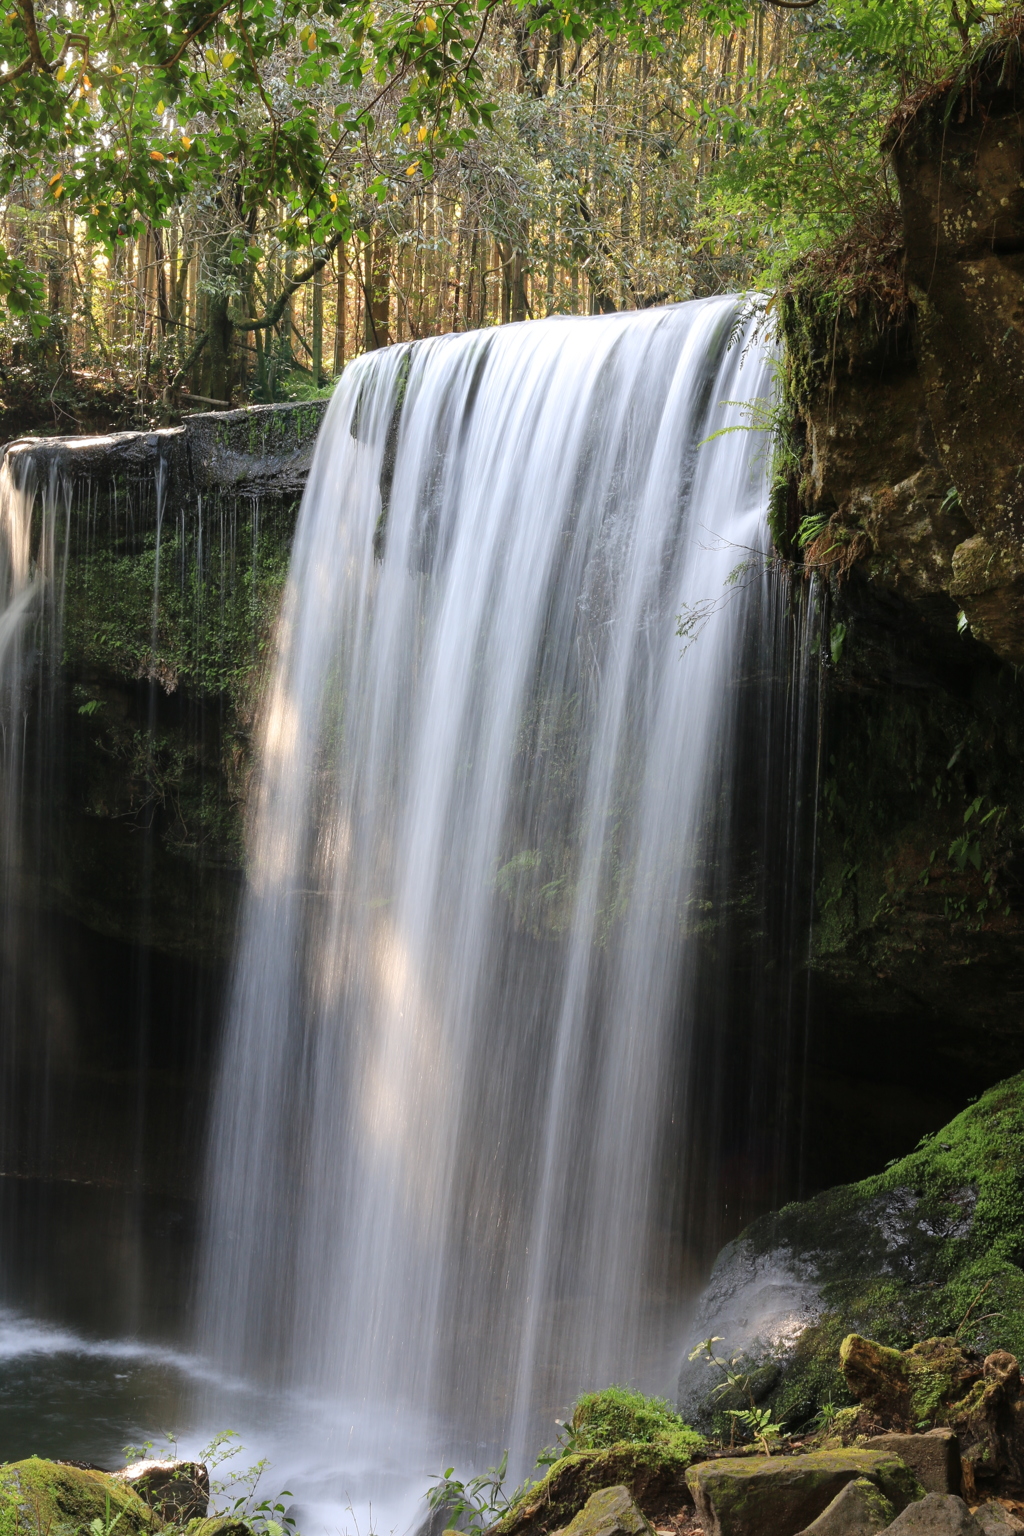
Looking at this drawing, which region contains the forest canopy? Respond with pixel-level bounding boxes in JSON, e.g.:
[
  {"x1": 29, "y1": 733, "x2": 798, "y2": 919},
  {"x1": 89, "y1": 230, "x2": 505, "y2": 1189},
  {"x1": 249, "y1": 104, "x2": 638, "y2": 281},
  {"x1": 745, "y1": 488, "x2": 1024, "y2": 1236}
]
[{"x1": 0, "y1": 0, "x2": 1014, "y2": 422}]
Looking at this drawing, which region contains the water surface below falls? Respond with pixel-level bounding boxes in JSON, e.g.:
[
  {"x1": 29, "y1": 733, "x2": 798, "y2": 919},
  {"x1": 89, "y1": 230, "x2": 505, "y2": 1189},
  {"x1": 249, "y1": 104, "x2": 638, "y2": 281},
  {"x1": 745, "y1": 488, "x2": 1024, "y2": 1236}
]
[{"x1": 1, "y1": 297, "x2": 821, "y2": 1535}]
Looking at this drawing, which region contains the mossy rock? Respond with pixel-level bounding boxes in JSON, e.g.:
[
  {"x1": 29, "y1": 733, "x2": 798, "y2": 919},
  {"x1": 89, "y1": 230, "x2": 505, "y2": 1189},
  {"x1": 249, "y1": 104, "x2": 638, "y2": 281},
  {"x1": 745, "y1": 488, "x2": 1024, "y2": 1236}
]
[
  {"x1": 679, "y1": 1071, "x2": 1024, "y2": 1437},
  {"x1": 185, "y1": 1519, "x2": 252, "y2": 1536},
  {"x1": 0, "y1": 1459, "x2": 157, "y2": 1536},
  {"x1": 686, "y1": 1450, "x2": 923, "y2": 1536},
  {"x1": 491, "y1": 1435, "x2": 704, "y2": 1536},
  {"x1": 561, "y1": 1486, "x2": 653, "y2": 1536},
  {"x1": 801, "y1": 1476, "x2": 896, "y2": 1535},
  {"x1": 840, "y1": 1335, "x2": 911, "y2": 1420}
]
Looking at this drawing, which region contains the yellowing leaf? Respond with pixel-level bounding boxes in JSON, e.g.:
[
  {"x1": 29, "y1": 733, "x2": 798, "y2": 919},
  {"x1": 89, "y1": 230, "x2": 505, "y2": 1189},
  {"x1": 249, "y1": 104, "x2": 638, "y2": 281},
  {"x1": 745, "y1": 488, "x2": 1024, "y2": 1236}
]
[
  {"x1": 180, "y1": 135, "x2": 192, "y2": 149},
  {"x1": 305, "y1": 30, "x2": 316, "y2": 49},
  {"x1": 55, "y1": 64, "x2": 66, "y2": 80},
  {"x1": 329, "y1": 191, "x2": 338, "y2": 207},
  {"x1": 405, "y1": 161, "x2": 419, "y2": 175},
  {"x1": 48, "y1": 171, "x2": 63, "y2": 185},
  {"x1": 222, "y1": 50, "x2": 235, "y2": 66},
  {"x1": 81, "y1": 73, "x2": 90, "y2": 87},
  {"x1": 417, "y1": 125, "x2": 427, "y2": 141},
  {"x1": 155, "y1": 99, "x2": 164, "y2": 113},
  {"x1": 150, "y1": 150, "x2": 165, "y2": 161},
  {"x1": 424, "y1": 14, "x2": 436, "y2": 28},
  {"x1": 205, "y1": 48, "x2": 217, "y2": 64}
]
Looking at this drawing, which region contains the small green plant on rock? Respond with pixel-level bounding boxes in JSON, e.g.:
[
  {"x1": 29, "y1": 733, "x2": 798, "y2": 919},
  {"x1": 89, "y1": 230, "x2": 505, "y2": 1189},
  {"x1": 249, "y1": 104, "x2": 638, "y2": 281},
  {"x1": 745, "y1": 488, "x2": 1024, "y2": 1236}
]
[
  {"x1": 724, "y1": 1406, "x2": 786, "y2": 1457},
  {"x1": 86, "y1": 1494, "x2": 125, "y2": 1536},
  {"x1": 687, "y1": 1336, "x2": 789, "y2": 1452},
  {"x1": 200, "y1": 1433, "x2": 296, "y2": 1536},
  {"x1": 426, "y1": 1452, "x2": 524, "y2": 1536},
  {"x1": 688, "y1": 1337, "x2": 758, "y2": 1413}
]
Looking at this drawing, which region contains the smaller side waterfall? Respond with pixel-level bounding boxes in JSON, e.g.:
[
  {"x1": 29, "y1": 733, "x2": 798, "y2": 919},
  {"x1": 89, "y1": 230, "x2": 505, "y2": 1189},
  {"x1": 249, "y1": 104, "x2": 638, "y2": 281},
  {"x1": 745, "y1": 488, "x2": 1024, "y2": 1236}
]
[
  {"x1": 0, "y1": 427, "x2": 302, "y2": 1354},
  {"x1": 199, "y1": 297, "x2": 822, "y2": 1508},
  {"x1": 0, "y1": 453, "x2": 67, "y2": 1186}
]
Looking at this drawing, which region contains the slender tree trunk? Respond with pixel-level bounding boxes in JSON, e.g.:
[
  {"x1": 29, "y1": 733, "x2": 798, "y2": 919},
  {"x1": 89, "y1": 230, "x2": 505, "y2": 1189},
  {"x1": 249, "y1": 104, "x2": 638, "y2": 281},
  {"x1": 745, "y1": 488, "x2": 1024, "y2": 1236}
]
[
  {"x1": 312, "y1": 261, "x2": 323, "y2": 384},
  {"x1": 363, "y1": 230, "x2": 390, "y2": 349},
  {"x1": 333, "y1": 246, "x2": 346, "y2": 373}
]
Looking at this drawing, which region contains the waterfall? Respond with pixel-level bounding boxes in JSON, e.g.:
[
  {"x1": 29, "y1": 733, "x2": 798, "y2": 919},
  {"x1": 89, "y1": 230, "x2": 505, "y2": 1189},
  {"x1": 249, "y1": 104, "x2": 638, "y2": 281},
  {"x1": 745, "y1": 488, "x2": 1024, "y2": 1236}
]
[
  {"x1": 0, "y1": 452, "x2": 66, "y2": 1186},
  {"x1": 199, "y1": 295, "x2": 819, "y2": 1502}
]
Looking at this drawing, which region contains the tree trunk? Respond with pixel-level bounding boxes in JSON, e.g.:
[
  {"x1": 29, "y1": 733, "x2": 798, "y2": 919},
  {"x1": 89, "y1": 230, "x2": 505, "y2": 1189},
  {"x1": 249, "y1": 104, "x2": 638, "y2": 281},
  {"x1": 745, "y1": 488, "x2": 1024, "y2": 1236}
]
[
  {"x1": 363, "y1": 231, "x2": 390, "y2": 349},
  {"x1": 201, "y1": 291, "x2": 233, "y2": 402},
  {"x1": 333, "y1": 247, "x2": 346, "y2": 373},
  {"x1": 312, "y1": 262, "x2": 323, "y2": 384}
]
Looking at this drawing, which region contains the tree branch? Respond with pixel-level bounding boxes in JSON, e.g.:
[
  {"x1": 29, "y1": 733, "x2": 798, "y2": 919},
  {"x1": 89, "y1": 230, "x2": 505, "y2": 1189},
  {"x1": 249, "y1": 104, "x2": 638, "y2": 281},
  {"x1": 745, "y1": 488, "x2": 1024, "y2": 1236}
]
[
  {"x1": 0, "y1": 55, "x2": 35, "y2": 84},
  {"x1": 14, "y1": 0, "x2": 57, "y2": 71},
  {"x1": 168, "y1": 327, "x2": 209, "y2": 386},
  {"x1": 161, "y1": 3, "x2": 232, "y2": 70},
  {"x1": 228, "y1": 233, "x2": 345, "y2": 330}
]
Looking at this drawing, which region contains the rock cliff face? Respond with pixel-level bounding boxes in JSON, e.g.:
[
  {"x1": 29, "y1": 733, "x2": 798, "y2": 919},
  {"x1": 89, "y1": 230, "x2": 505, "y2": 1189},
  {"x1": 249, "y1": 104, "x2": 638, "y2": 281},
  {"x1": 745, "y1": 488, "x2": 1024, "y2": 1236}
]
[
  {"x1": 889, "y1": 48, "x2": 1024, "y2": 662},
  {"x1": 781, "y1": 36, "x2": 1024, "y2": 1177},
  {"x1": 784, "y1": 35, "x2": 1024, "y2": 662},
  {"x1": 1, "y1": 399, "x2": 327, "y2": 958}
]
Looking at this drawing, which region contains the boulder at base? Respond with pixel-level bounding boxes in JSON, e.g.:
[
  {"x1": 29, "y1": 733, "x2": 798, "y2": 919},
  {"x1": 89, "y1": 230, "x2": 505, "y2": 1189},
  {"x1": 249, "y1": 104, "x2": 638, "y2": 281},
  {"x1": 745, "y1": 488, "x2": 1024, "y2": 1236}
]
[
  {"x1": 974, "y1": 1505, "x2": 1024, "y2": 1535},
  {"x1": 795, "y1": 1477, "x2": 895, "y2": 1536},
  {"x1": 561, "y1": 1486, "x2": 653, "y2": 1536},
  {"x1": 676, "y1": 1075, "x2": 1024, "y2": 1443},
  {"x1": 185, "y1": 1519, "x2": 252, "y2": 1536},
  {"x1": 685, "y1": 1450, "x2": 923, "y2": 1536},
  {"x1": 116, "y1": 1460, "x2": 210, "y2": 1523},
  {"x1": 0, "y1": 1458, "x2": 157, "y2": 1536},
  {"x1": 886, "y1": 1493, "x2": 982, "y2": 1533},
  {"x1": 865, "y1": 1433, "x2": 961, "y2": 1496},
  {"x1": 491, "y1": 1436, "x2": 703, "y2": 1536}
]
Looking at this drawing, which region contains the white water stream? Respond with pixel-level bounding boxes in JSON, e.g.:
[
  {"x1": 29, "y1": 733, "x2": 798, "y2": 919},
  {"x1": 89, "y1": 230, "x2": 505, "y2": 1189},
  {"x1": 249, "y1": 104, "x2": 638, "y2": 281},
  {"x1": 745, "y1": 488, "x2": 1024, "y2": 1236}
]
[{"x1": 197, "y1": 298, "x2": 802, "y2": 1522}]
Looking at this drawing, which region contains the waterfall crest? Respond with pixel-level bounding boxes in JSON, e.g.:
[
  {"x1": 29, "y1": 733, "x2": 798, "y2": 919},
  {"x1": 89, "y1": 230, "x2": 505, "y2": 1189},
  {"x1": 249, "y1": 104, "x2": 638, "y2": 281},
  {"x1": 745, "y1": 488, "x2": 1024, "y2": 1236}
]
[{"x1": 199, "y1": 298, "x2": 815, "y2": 1489}]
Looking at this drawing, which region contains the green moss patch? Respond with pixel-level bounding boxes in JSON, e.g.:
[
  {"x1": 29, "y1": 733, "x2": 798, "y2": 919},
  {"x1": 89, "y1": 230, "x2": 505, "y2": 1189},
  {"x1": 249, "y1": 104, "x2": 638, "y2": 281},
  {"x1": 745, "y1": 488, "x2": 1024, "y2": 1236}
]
[
  {"x1": 567, "y1": 1388, "x2": 697, "y2": 1453},
  {"x1": 732, "y1": 1071, "x2": 1024, "y2": 1434},
  {"x1": 0, "y1": 1459, "x2": 156, "y2": 1536}
]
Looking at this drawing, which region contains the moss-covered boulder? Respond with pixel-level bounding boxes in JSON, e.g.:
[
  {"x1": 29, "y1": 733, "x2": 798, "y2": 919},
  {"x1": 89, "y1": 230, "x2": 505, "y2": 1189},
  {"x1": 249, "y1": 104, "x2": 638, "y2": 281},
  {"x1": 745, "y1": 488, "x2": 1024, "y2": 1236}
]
[
  {"x1": 686, "y1": 1450, "x2": 922, "y2": 1536},
  {"x1": 678, "y1": 1072, "x2": 1024, "y2": 1441},
  {"x1": 797, "y1": 1476, "x2": 895, "y2": 1536},
  {"x1": 185, "y1": 1519, "x2": 251, "y2": 1536},
  {"x1": 490, "y1": 1441, "x2": 703, "y2": 1536},
  {"x1": 560, "y1": 1486, "x2": 652, "y2": 1536},
  {"x1": 0, "y1": 1459, "x2": 157, "y2": 1536},
  {"x1": 488, "y1": 1389, "x2": 704, "y2": 1536},
  {"x1": 886, "y1": 1493, "x2": 982, "y2": 1534}
]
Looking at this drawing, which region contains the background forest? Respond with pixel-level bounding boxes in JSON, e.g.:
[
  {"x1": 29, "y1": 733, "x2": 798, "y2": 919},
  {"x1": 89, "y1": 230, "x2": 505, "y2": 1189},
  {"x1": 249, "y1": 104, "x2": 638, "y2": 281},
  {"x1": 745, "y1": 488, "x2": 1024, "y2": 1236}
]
[{"x1": 0, "y1": 0, "x2": 1010, "y2": 429}]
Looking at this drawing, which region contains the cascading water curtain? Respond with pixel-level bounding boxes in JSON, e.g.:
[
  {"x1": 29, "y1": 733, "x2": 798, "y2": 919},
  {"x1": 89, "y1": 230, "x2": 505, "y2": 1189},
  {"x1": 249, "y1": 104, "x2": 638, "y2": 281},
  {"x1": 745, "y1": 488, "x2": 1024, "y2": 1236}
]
[{"x1": 199, "y1": 298, "x2": 820, "y2": 1486}]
